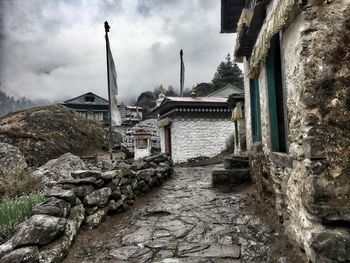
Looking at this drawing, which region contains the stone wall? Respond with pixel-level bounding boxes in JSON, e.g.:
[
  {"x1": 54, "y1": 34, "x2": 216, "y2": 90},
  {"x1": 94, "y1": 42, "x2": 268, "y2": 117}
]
[
  {"x1": 246, "y1": 0, "x2": 350, "y2": 262},
  {"x1": 170, "y1": 118, "x2": 234, "y2": 164},
  {"x1": 0, "y1": 153, "x2": 173, "y2": 263}
]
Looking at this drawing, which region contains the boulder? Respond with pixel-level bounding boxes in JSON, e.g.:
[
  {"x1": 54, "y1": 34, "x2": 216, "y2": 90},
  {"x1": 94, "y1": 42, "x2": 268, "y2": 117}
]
[
  {"x1": 84, "y1": 208, "x2": 108, "y2": 228},
  {"x1": 83, "y1": 187, "x2": 112, "y2": 207},
  {"x1": 38, "y1": 204, "x2": 85, "y2": 263},
  {"x1": 32, "y1": 153, "x2": 87, "y2": 185},
  {"x1": 32, "y1": 197, "x2": 71, "y2": 218},
  {"x1": 0, "y1": 246, "x2": 38, "y2": 263},
  {"x1": 12, "y1": 215, "x2": 67, "y2": 248},
  {"x1": 0, "y1": 143, "x2": 28, "y2": 177}
]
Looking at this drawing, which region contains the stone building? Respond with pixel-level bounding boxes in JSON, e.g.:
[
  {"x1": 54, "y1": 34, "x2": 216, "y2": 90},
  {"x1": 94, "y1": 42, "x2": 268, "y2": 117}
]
[
  {"x1": 221, "y1": 0, "x2": 350, "y2": 262},
  {"x1": 154, "y1": 95, "x2": 234, "y2": 164}
]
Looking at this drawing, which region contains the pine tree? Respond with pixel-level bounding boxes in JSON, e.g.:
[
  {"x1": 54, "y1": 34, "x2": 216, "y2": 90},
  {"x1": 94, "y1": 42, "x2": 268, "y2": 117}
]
[{"x1": 212, "y1": 54, "x2": 243, "y2": 89}]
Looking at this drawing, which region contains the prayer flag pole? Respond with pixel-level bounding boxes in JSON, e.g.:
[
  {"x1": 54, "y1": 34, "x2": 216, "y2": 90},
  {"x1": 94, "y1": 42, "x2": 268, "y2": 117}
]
[
  {"x1": 180, "y1": 49, "x2": 185, "y2": 97},
  {"x1": 105, "y1": 21, "x2": 113, "y2": 160}
]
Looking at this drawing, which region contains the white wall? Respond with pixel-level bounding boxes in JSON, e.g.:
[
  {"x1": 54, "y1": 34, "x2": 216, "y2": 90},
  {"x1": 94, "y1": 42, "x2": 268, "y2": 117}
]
[{"x1": 169, "y1": 118, "x2": 234, "y2": 164}]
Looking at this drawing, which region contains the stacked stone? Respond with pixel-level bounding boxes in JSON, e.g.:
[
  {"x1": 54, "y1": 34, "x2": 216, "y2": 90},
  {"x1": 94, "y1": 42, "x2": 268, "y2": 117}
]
[{"x1": 0, "y1": 153, "x2": 173, "y2": 263}]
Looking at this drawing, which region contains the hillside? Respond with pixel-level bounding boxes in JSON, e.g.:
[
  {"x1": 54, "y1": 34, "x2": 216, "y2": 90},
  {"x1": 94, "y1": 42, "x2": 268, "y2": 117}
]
[{"x1": 0, "y1": 105, "x2": 105, "y2": 166}]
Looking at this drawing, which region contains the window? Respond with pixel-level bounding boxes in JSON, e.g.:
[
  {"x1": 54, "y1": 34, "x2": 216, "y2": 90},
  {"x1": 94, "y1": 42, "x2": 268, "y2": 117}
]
[
  {"x1": 85, "y1": 96, "x2": 95, "y2": 102},
  {"x1": 266, "y1": 33, "x2": 287, "y2": 153},
  {"x1": 249, "y1": 78, "x2": 262, "y2": 142}
]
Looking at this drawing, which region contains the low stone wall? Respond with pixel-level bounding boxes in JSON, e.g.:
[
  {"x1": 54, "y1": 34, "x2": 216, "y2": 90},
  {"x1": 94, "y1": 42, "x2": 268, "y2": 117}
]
[{"x1": 0, "y1": 153, "x2": 173, "y2": 263}]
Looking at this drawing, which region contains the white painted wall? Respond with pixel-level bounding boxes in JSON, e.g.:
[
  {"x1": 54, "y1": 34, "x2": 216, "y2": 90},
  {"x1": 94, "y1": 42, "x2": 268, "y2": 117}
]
[{"x1": 168, "y1": 118, "x2": 235, "y2": 164}]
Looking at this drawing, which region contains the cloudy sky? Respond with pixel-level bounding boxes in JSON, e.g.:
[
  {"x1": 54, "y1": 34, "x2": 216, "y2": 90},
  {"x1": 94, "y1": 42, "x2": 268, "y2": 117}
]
[{"x1": 0, "y1": 0, "x2": 236, "y2": 104}]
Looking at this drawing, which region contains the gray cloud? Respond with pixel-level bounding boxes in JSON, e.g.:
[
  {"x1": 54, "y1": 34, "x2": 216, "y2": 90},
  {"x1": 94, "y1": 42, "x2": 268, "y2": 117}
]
[{"x1": 0, "y1": 0, "x2": 237, "y2": 103}]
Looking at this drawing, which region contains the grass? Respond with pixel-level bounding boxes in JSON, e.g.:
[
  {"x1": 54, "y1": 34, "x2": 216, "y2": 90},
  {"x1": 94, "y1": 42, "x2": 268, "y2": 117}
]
[
  {"x1": 0, "y1": 193, "x2": 46, "y2": 244},
  {"x1": 0, "y1": 169, "x2": 42, "y2": 200}
]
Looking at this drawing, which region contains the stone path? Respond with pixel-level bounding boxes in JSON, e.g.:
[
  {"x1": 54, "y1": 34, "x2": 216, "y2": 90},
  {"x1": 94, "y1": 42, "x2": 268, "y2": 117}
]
[{"x1": 63, "y1": 166, "x2": 303, "y2": 263}]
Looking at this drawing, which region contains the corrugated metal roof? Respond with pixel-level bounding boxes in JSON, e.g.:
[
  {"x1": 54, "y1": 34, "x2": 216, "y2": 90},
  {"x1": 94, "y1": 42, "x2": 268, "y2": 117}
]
[{"x1": 207, "y1": 84, "x2": 244, "y2": 98}]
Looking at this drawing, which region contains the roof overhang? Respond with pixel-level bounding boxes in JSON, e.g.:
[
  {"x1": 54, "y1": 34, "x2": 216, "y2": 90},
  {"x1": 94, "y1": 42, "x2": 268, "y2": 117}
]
[{"x1": 220, "y1": 0, "x2": 246, "y2": 33}]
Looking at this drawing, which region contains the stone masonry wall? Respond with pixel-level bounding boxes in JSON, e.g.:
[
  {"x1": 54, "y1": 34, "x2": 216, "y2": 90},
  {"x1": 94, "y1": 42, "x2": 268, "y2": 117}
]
[
  {"x1": 247, "y1": 1, "x2": 350, "y2": 262},
  {"x1": 170, "y1": 118, "x2": 235, "y2": 164},
  {"x1": 0, "y1": 153, "x2": 173, "y2": 263}
]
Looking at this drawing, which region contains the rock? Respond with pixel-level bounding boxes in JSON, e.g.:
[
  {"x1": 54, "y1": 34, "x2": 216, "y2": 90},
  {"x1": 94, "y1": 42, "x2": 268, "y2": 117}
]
[
  {"x1": 148, "y1": 162, "x2": 157, "y2": 169},
  {"x1": 107, "y1": 196, "x2": 127, "y2": 212},
  {"x1": 111, "y1": 187, "x2": 122, "y2": 200},
  {"x1": 84, "y1": 208, "x2": 108, "y2": 228},
  {"x1": 121, "y1": 185, "x2": 134, "y2": 200},
  {"x1": 12, "y1": 215, "x2": 67, "y2": 248},
  {"x1": 32, "y1": 153, "x2": 87, "y2": 185},
  {"x1": 130, "y1": 161, "x2": 147, "y2": 171},
  {"x1": 38, "y1": 204, "x2": 85, "y2": 263},
  {"x1": 144, "y1": 153, "x2": 166, "y2": 163},
  {"x1": 131, "y1": 179, "x2": 138, "y2": 190},
  {"x1": 310, "y1": 229, "x2": 350, "y2": 262},
  {"x1": 120, "y1": 177, "x2": 130, "y2": 185},
  {"x1": 71, "y1": 170, "x2": 101, "y2": 180},
  {"x1": 107, "y1": 177, "x2": 122, "y2": 191},
  {"x1": 100, "y1": 171, "x2": 113, "y2": 182},
  {"x1": 117, "y1": 162, "x2": 131, "y2": 170},
  {"x1": 0, "y1": 246, "x2": 38, "y2": 263},
  {"x1": 136, "y1": 169, "x2": 155, "y2": 183},
  {"x1": 44, "y1": 189, "x2": 76, "y2": 205},
  {"x1": 70, "y1": 185, "x2": 94, "y2": 198},
  {"x1": 57, "y1": 177, "x2": 100, "y2": 186},
  {"x1": 109, "y1": 246, "x2": 138, "y2": 261},
  {"x1": 0, "y1": 238, "x2": 13, "y2": 259},
  {"x1": 302, "y1": 172, "x2": 350, "y2": 222},
  {"x1": 83, "y1": 187, "x2": 111, "y2": 207},
  {"x1": 32, "y1": 197, "x2": 71, "y2": 218},
  {"x1": 85, "y1": 206, "x2": 98, "y2": 215},
  {"x1": 183, "y1": 243, "x2": 240, "y2": 258},
  {"x1": 0, "y1": 143, "x2": 28, "y2": 177}
]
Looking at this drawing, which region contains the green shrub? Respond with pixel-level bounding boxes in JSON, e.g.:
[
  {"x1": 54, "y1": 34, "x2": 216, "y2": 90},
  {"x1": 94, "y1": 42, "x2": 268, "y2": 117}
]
[{"x1": 0, "y1": 193, "x2": 46, "y2": 244}]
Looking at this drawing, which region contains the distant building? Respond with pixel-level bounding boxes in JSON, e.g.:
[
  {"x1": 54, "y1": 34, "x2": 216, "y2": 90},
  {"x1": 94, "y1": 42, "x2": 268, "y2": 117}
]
[
  {"x1": 207, "y1": 84, "x2": 243, "y2": 98},
  {"x1": 62, "y1": 92, "x2": 110, "y2": 125},
  {"x1": 62, "y1": 92, "x2": 143, "y2": 126},
  {"x1": 153, "y1": 95, "x2": 234, "y2": 164}
]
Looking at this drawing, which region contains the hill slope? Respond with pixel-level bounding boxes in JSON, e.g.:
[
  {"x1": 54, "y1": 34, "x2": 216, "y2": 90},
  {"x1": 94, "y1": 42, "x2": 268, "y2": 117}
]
[{"x1": 0, "y1": 105, "x2": 104, "y2": 166}]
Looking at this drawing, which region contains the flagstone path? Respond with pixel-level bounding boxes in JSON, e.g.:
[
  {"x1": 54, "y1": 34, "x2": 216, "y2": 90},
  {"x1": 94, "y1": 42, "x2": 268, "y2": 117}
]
[{"x1": 63, "y1": 166, "x2": 305, "y2": 263}]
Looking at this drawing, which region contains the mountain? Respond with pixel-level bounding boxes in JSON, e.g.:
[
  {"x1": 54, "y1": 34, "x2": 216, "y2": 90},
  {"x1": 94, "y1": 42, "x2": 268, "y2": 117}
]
[{"x1": 0, "y1": 90, "x2": 36, "y2": 116}]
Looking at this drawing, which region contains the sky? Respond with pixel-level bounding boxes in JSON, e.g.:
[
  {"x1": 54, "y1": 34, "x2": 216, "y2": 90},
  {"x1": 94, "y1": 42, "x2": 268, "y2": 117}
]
[{"x1": 0, "y1": 0, "x2": 237, "y2": 104}]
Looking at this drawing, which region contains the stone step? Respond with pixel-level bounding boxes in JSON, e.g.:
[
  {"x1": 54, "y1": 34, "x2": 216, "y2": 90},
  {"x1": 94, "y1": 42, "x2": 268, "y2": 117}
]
[
  {"x1": 223, "y1": 156, "x2": 249, "y2": 169},
  {"x1": 212, "y1": 167, "x2": 251, "y2": 185}
]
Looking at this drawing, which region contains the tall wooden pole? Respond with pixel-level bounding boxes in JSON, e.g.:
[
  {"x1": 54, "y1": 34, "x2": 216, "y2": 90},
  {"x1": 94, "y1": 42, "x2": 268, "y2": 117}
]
[
  {"x1": 180, "y1": 49, "x2": 184, "y2": 97},
  {"x1": 105, "y1": 21, "x2": 113, "y2": 161}
]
